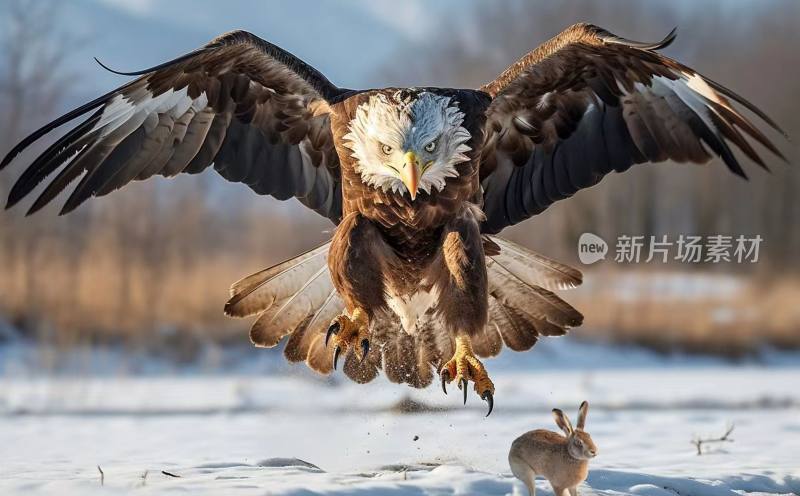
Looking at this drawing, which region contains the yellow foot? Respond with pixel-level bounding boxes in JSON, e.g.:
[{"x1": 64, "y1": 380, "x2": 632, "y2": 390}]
[
  {"x1": 325, "y1": 308, "x2": 370, "y2": 370},
  {"x1": 440, "y1": 335, "x2": 495, "y2": 416}
]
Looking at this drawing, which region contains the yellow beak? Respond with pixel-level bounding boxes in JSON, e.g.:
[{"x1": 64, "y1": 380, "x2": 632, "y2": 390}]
[{"x1": 401, "y1": 151, "x2": 420, "y2": 200}]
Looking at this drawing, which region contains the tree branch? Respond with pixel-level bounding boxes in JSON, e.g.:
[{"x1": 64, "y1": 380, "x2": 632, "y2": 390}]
[{"x1": 691, "y1": 423, "x2": 735, "y2": 455}]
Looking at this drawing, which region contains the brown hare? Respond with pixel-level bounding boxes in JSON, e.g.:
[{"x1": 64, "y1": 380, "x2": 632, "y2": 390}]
[{"x1": 508, "y1": 401, "x2": 597, "y2": 496}]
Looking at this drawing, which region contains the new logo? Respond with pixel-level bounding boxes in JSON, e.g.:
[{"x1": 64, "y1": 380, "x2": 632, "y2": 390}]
[{"x1": 578, "y1": 233, "x2": 608, "y2": 265}]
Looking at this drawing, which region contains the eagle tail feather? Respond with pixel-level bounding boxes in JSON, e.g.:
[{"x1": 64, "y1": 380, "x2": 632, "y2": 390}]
[
  {"x1": 381, "y1": 316, "x2": 439, "y2": 389},
  {"x1": 224, "y1": 242, "x2": 330, "y2": 318},
  {"x1": 226, "y1": 236, "x2": 584, "y2": 387},
  {"x1": 225, "y1": 242, "x2": 347, "y2": 366},
  {"x1": 485, "y1": 237, "x2": 584, "y2": 351},
  {"x1": 488, "y1": 236, "x2": 583, "y2": 290}
]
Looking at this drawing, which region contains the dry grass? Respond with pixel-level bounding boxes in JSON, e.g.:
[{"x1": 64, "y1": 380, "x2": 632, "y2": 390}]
[
  {"x1": 2, "y1": 252, "x2": 244, "y2": 344},
  {"x1": 0, "y1": 229, "x2": 311, "y2": 351},
  {"x1": 1, "y1": 230, "x2": 799, "y2": 359},
  {"x1": 565, "y1": 269, "x2": 800, "y2": 357}
]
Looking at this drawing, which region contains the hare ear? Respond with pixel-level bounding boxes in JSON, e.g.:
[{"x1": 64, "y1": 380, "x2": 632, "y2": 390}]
[
  {"x1": 576, "y1": 401, "x2": 589, "y2": 431},
  {"x1": 552, "y1": 408, "x2": 573, "y2": 435}
]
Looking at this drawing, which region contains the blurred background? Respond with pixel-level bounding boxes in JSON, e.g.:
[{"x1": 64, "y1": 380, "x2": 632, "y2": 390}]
[{"x1": 0, "y1": 0, "x2": 798, "y2": 372}]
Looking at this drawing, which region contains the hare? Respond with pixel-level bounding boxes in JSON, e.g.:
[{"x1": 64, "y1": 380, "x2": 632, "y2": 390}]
[{"x1": 508, "y1": 401, "x2": 597, "y2": 496}]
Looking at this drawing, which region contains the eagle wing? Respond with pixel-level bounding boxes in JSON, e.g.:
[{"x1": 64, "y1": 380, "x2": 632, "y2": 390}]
[
  {"x1": 478, "y1": 23, "x2": 786, "y2": 234},
  {"x1": 1, "y1": 30, "x2": 348, "y2": 221}
]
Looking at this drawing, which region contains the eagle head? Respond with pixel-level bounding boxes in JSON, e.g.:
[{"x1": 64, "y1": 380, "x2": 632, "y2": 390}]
[{"x1": 343, "y1": 89, "x2": 472, "y2": 200}]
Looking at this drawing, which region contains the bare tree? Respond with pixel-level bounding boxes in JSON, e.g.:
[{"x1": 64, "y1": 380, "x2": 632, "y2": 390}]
[
  {"x1": 0, "y1": 0, "x2": 79, "y2": 331},
  {"x1": 0, "y1": 0, "x2": 74, "y2": 149}
]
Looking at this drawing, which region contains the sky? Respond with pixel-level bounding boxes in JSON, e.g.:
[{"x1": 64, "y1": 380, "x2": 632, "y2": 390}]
[
  {"x1": 51, "y1": 0, "x2": 473, "y2": 101},
  {"x1": 16, "y1": 0, "x2": 785, "y2": 107}
]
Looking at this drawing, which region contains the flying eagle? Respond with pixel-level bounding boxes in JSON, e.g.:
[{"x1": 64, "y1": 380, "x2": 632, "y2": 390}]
[{"x1": 1, "y1": 24, "x2": 784, "y2": 415}]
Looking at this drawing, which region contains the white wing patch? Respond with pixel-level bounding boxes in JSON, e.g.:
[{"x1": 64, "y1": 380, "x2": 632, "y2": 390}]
[
  {"x1": 683, "y1": 72, "x2": 725, "y2": 106},
  {"x1": 92, "y1": 86, "x2": 202, "y2": 138}
]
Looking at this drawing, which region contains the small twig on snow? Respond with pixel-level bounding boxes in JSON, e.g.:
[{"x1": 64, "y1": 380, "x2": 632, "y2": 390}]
[
  {"x1": 162, "y1": 470, "x2": 182, "y2": 478},
  {"x1": 691, "y1": 423, "x2": 735, "y2": 455},
  {"x1": 140, "y1": 470, "x2": 149, "y2": 486},
  {"x1": 97, "y1": 465, "x2": 104, "y2": 486}
]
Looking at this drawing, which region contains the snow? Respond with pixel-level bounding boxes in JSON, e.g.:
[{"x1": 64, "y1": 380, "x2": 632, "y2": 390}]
[{"x1": 1, "y1": 339, "x2": 798, "y2": 495}]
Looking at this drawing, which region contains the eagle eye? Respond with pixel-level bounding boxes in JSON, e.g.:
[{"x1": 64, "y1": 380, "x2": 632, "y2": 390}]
[
  {"x1": 381, "y1": 144, "x2": 393, "y2": 155},
  {"x1": 424, "y1": 140, "x2": 437, "y2": 153}
]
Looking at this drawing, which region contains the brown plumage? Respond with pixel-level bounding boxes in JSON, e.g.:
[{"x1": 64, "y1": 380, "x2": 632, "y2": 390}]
[
  {"x1": 478, "y1": 23, "x2": 786, "y2": 232},
  {"x1": 509, "y1": 401, "x2": 597, "y2": 495},
  {"x1": 2, "y1": 31, "x2": 344, "y2": 219},
  {"x1": 1, "y1": 25, "x2": 784, "y2": 409}
]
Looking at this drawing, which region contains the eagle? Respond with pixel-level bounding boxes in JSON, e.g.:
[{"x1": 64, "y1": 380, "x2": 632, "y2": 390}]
[{"x1": 1, "y1": 24, "x2": 784, "y2": 416}]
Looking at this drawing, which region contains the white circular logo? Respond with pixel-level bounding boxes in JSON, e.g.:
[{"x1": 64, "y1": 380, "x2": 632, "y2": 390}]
[{"x1": 578, "y1": 233, "x2": 608, "y2": 265}]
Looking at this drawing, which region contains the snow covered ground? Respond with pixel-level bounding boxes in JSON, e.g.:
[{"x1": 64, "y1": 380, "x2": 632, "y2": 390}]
[{"x1": 1, "y1": 339, "x2": 798, "y2": 495}]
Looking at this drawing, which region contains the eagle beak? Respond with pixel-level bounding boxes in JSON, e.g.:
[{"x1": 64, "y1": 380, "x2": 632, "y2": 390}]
[{"x1": 401, "y1": 151, "x2": 420, "y2": 200}]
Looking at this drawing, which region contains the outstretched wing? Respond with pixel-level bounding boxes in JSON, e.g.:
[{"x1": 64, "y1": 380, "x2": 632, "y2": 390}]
[
  {"x1": 1, "y1": 30, "x2": 349, "y2": 221},
  {"x1": 479, "y1": 23, "x2": 786, "y2": 234}
]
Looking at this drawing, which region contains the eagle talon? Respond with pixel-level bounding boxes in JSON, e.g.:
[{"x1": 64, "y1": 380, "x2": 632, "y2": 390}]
[
  {"x1": 482, "y1": 390, "x2": 494, "y2": 417},
  {"x1": 360, "y1": 339, "x2": 370, "y2": 364},
  {"x1": 333, "y1": 345, "x2": 342, "y2": 370},
  {"x1": 325, "y1": 322, "x2": 340, "y2": 347},
  {"x1": 326, "y1": 309, "x2": 370, "y2": 372},
  {"x1": 441, "y1": 335, "x2": 496, "y2": 413}
]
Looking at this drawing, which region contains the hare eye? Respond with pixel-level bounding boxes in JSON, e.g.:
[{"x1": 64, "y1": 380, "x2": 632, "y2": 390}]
[{"x1": 381, "y1": 144, "x2": 393, "y2": 155}]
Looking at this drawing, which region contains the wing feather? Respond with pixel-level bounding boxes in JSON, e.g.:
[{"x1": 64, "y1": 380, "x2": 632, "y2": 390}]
[
  {"x1": 249, "y1": 264, "x2": 332, "y2": 348},
  {"x1": 2, "y1": 30, "x2": 347, "y2": 223},
  {"x1": 225, "y1": 243, "x2": 330, "y2": 318},
  {"x1": 480, "y1": 23, "x2": 786, "y2": 234},
  {"x1": 488, "y1": 236, "x2": 582, "y2": 290},
  {"x1": 285, "y1": 288, "x2": 344, "y2": 363}
]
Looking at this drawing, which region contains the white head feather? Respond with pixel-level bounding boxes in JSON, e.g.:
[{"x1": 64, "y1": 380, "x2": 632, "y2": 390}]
[{"x1": 343, "y1": 90, "x2": 472, "y2": 196}]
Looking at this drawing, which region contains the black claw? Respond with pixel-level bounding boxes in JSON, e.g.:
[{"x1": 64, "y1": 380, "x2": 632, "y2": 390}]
[
  {"x1": 482, "y1": 391, "x2": 494, "y2": 417},
  {"x1": 325, "y1": 321, "x2": 340, "y2": 347},
  {"x1": 333, "y1": 346, "x2": 342, "y2": 370},
  {"x1": 440, "y1": 370, "x2": 450, "y2": 395},
  {"x1": 460, "y1": 378, "x2": 468, "y2": 405},
  {"x1": 360, "y1": 339, "x2": 370, "y2": 364}
]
